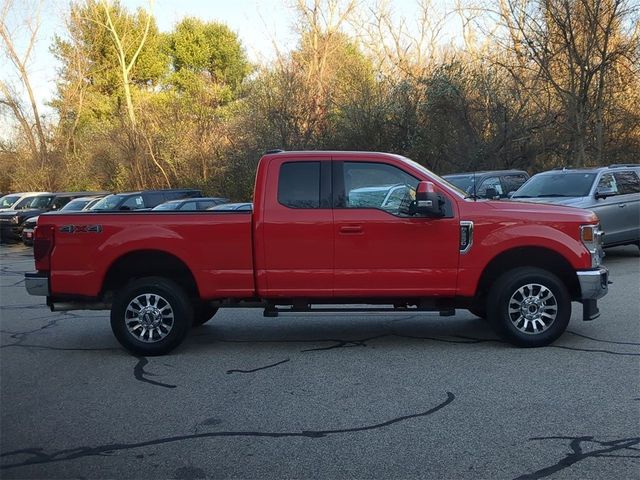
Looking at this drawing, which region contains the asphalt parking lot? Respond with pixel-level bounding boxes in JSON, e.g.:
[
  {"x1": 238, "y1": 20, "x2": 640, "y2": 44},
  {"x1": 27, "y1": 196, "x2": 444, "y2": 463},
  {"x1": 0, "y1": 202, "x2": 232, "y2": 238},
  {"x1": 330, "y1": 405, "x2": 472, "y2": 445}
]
[{"x1": 1, "y1": 244, "x2": 638, "y2": 479}]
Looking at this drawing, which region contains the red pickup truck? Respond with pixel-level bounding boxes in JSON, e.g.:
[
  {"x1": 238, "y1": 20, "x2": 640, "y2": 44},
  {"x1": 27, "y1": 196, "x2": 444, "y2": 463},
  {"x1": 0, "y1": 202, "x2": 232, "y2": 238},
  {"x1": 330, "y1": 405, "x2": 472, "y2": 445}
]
[{"x1": 25, "y1": 151, "x2": 609, "y2": 355}]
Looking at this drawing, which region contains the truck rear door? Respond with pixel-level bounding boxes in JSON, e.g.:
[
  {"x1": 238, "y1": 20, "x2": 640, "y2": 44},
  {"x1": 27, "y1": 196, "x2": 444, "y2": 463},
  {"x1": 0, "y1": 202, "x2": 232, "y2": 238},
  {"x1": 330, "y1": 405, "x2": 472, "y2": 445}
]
[{"x1": 258, "y1": 157, "x2": 334, "y2": 297}]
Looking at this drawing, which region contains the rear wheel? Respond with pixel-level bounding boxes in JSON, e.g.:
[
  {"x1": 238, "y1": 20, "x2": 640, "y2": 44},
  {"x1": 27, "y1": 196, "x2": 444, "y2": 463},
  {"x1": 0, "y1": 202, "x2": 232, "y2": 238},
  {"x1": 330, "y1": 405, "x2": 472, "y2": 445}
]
[
  {"x1": 487, "y1": 267, "x2": 571, "y2": 347},
  {"x1": 110, "y1": 276, "x2": 193, "y2": 356}
]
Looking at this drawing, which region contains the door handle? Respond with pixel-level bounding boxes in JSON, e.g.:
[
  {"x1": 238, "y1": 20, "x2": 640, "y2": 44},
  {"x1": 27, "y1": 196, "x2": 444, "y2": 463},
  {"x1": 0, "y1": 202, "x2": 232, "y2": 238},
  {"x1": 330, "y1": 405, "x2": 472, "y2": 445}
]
[{"x1": 339, "y1": 225, "x2": 363, "y2": 234}]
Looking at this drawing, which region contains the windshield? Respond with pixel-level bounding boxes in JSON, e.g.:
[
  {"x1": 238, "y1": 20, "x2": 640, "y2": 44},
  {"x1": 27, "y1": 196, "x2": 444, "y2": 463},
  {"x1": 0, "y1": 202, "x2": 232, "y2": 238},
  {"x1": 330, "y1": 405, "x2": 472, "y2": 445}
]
[
  {"x1": 513, "y1": 172, "x2": 596, "y2": 198},
  {"x1": 444, "y1": 175, "x2": 475, "y2": 193},
  {"x1": 91, "y1": 194, "x2": 144, "y2": 211},
  {"x1": 26, "y1": 195, "x2": 54, "y2": 209},
  {"x1": 152, "y1": 202, "x2": 180, "y2": 211},
  {"x1": 0, "y1": 195, "x2": 19, "y2": 208},
  {"x1": 401, "y1": 157, "x2": 468, "y2": 197}
]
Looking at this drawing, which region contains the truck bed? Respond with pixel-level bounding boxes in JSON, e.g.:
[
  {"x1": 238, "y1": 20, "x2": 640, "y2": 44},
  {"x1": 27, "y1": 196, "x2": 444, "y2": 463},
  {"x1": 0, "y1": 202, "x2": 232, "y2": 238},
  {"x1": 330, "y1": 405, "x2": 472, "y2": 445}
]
[{"x1": 39, "y1": 211, "x2": 255, "y2": 299}]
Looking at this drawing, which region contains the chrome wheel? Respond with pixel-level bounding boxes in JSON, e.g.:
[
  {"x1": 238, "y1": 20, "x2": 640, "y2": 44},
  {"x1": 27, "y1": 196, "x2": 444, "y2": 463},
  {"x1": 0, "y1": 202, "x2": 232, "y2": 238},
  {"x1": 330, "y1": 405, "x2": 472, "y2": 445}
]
[
  {"x1": 508, "y1": 283, "x2": 557, "y2": 335},
  {"x1": 125, "y1": 293, "x2": 174, "y2": 343}
]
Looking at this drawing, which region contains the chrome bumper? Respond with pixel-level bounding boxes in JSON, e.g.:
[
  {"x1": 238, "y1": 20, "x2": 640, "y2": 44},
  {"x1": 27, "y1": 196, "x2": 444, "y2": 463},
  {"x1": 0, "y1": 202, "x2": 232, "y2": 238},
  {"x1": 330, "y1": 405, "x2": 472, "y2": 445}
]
[
  {"x1": 25, "y1": 272, "x2": 49, "y2": 296},
  {"x1": 577, "y1": 267, "x2": 609, "y2": 300}
]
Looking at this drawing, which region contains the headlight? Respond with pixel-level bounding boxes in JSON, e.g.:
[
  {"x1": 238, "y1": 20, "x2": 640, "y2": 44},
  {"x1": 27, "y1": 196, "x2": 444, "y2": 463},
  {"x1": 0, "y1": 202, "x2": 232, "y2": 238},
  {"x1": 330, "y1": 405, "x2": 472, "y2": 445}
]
[
  {"x1": 10, "y1": 216, "x2": 20, "y2": 224},
  {"x1": 580, "y1": 224, "x2": 604, "y2": 267}
]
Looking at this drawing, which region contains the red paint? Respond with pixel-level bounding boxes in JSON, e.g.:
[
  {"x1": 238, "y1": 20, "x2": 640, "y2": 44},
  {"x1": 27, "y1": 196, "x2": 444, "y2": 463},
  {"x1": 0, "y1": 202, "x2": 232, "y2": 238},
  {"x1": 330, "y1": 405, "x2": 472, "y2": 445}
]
[{"x1": 34, "y1": 151, "x2": 598, "y2": 304}]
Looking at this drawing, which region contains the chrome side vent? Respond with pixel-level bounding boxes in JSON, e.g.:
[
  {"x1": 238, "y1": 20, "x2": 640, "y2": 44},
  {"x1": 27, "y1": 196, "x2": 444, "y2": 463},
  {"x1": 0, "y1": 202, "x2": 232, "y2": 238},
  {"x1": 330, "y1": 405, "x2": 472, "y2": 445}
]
[{"x1": 460, "y1": 221, "x2": 474, "y2": 254}]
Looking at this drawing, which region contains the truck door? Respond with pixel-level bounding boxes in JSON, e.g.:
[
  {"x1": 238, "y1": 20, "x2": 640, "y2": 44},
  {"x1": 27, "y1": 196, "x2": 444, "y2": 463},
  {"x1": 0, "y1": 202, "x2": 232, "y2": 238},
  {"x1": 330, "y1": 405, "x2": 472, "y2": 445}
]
[
  {"x1": 333, "y1": 160, "x2": 460, "y2": 297},
  {"x1": 259, "y1": 158, "x2": 334, "y2": 297}
]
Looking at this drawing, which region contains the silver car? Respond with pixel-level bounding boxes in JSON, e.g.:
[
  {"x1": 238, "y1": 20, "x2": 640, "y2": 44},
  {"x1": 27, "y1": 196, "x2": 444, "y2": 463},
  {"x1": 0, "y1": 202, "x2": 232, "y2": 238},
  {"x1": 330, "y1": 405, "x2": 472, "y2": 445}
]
[{"x1": 511, "y1": 165, "x2": 640, "y2": 248}]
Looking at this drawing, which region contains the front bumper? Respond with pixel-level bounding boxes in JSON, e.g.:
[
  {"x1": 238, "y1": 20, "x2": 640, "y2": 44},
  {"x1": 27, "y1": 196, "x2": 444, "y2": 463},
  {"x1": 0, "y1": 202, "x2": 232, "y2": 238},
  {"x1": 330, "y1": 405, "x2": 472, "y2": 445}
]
[
  {"x1": 25, "y1": 272, "x2": 49, "y2": 296},
  {"x1": 576, "y1": 267, "x2": 609, "y2": 321},
  {"x1": 577, "y1": 267, "x2": 609, "y2": 300}
]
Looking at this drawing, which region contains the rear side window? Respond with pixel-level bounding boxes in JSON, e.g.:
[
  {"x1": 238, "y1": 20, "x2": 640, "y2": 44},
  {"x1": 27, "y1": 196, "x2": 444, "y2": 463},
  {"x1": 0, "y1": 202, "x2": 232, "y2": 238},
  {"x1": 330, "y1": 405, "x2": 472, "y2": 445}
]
[
  {"x1": 178, "y1": 201, "x2": 198, "y2": 210},
  {"x1": 122, "y1": 195, "x2": 145, "y2": 209},
  {"x1": 502, "y1": 174, "x2": 528, "y2": 194},
  {"x1": 278, "y1": 162, "x2": 320, "y2": 209},
  {"x1": 613, "y1": 171, "x2": 640, "y2": 195}
]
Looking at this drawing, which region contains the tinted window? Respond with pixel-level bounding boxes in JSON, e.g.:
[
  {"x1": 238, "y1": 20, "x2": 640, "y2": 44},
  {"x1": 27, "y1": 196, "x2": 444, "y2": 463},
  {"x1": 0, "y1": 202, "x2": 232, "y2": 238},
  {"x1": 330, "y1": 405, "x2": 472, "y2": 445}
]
[
  {"x1": 143, "y1": 193, "x2": 165, "y2": 207},
  {"x1": 597, "y1": 174, "x2": 619, "y2": 196},
  {"x1": 178, "y1": 201, "x2": 198, "y2": 210},
  {"x1": 92, "y1": 194, "x2": 129, "y2": 211},
  {"x1": 614, "y1": 171, "x2": 640, "y2": 195},
  {"x1": 278, "y1": 162, "x2": 321, "y2": 209},
  {"x1": 502, "y1": 174, "x2": 528, "y2": 194},
  {"x1": 51, "y1": 197, "x2": 71, "y2": 210},
  {"x1": 342, "y1": 162, "x2": 418, "y2": 216},
  {"x1": 152, "y1": 202, "x2": 180, "y2": 211},
  {"x1": 0, "y1": 195, "x2": 19, "y2": 208},
  {"x1": 27, "y1": 195, "x2": 54, "y2": 209},
  {"x1": 444, "y1": 175, "x2": 475, "y2": 193},
  {"x1": 122, "y1": 195, "x2": 145, "y2": 210},
  {"x1": 513, "y1": 173, "x2": 596, "y2": 198},
  {"x1": 477, "y1": 177, "x2": 503, "y2": 198},
  {"x1": 60, "y1": 199, "x2": 90, "y2": 211},
  {"x1": 197, "y1": 200, "x2": 217, "y2": 210}
]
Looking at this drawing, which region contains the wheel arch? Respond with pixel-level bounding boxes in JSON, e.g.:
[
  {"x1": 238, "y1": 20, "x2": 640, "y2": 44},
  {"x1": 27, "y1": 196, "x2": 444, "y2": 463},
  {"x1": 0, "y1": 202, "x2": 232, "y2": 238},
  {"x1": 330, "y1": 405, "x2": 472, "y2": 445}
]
[
  {"x1": 101, "y1": 249, "x2": 199, "y2": 299},
  {"x1": 475, "y1": 246, "x2": 580, "y2": 305}
]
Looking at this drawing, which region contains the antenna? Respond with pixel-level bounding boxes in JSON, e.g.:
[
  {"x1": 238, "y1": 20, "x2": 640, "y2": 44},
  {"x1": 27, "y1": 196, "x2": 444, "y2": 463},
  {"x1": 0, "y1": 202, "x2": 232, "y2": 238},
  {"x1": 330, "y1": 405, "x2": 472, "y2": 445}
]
[{"x1": 472, "y1": 170, "x2": 477, "y2": 201}]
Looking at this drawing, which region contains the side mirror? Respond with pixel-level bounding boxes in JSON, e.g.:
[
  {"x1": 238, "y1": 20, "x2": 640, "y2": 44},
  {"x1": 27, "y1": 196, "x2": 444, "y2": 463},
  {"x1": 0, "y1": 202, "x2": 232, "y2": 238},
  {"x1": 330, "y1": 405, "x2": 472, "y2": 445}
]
[
  {"x1": 411, "y1": 181, "x2": 445, "y2": 217},
  {"x1": 595, "y1": 189, "x2": 613, "y2": 199}
]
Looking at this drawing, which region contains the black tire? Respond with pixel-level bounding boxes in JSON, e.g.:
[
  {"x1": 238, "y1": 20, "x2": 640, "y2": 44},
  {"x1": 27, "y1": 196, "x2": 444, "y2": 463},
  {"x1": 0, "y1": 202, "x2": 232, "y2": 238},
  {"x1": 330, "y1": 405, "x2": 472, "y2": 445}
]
[
  {"x1": 193, "y1": 303, "x2": 219, "y2": 326},
  {"x1": 110, "y1": 276, "x2": 193, "y2": 356},
  {"x1": 487, "y1": 267, "x2": 571, "y2": 347}
]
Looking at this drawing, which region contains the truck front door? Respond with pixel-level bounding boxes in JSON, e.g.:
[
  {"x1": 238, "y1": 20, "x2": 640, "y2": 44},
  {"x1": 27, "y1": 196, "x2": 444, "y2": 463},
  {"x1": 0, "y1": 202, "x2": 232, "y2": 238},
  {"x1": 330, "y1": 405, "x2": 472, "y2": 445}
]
[{"x1": 332, "y1": 160, "x2": 460, "y2": 297}]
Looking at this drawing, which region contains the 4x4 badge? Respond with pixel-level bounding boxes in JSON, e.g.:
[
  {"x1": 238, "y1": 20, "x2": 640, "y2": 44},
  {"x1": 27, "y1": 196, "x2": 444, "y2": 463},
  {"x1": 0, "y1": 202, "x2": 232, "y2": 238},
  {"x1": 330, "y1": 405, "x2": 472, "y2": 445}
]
[{"x1": 59, "y1": 224, "x2": 102, "y2": 233}]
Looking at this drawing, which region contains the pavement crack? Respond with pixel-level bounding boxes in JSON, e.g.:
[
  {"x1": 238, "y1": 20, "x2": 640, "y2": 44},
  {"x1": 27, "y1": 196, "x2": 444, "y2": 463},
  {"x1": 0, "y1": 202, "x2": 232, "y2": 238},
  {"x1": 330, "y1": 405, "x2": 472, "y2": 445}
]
[
  {"x1": 513, "y1": 435, "x2": 640, "y2": 480},
  {"x1": 566, "y1": 330, "x2": 640, "y2": 346},
  {"x1": 0, "y1": 392, "x2": 455, "y2": 470},
  {"x1": 226, "y1": 358, "x2": 290, "y2": 374},
  {"x1": 133, "y1": 357, "x2": 177, "y2": 389}
]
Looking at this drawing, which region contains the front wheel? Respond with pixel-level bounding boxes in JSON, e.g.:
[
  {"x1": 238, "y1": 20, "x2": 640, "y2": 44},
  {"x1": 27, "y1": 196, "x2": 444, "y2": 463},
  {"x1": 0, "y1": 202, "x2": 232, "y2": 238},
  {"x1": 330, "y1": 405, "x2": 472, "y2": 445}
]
[
  {"x1": 487, "y1": 267, "x2": 571, "y2": 347},
  {"x1": 110, "y1": 276, "x2": 193, "y2": 356}
]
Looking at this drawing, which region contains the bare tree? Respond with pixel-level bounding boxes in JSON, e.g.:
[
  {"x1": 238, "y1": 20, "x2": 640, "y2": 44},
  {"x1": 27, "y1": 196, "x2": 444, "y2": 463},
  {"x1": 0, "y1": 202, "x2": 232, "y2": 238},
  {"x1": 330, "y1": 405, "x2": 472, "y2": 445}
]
[{"x1": 0, "y1": 0, "x2": 49, "y2": 181}]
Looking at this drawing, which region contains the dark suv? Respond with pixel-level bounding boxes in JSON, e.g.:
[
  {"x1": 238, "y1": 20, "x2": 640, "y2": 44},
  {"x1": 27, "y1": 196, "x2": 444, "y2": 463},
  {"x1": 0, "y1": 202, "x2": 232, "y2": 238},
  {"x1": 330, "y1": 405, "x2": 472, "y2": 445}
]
[
  {"x1": 0, "y1": 191, "x2": 108, "y2": 242},
  {"x1": 511, "y1": 165, "x2": 640, "y2": 248},
  {"x1": 443, "y1": 170, "x2": 529, "y2": 199},
  {"x1": 90, "y1": 189, "x2": 202, "y2": 212}
]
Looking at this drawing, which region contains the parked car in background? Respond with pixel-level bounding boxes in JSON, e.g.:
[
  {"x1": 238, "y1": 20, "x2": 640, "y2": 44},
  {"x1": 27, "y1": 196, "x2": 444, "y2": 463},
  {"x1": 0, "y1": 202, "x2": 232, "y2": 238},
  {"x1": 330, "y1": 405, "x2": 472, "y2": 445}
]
[
  {"x1": 0, "y1": 192, "x2": 107, "y2": 242},
  {"x1": 90, "y1": 189, "x2": 202, "y2": 212},
  {"x1": 152, "y1": 197, "x2": 229, "y2": 211},
  {"x1": 511, "y1": 165, "x2": 640, "y2": 248},
  {"x1": 0, "y1": 192, "x2": 51, "y2": 212},
  {"x1": 208, "y1": 202, "x2": 253, "y2": 211},
  {"x1": 21, "y1": 196, "x2": 106, "y2": 245},
  {"x1": 443, "y1": 170, "x2": 530, "y2": 199}
]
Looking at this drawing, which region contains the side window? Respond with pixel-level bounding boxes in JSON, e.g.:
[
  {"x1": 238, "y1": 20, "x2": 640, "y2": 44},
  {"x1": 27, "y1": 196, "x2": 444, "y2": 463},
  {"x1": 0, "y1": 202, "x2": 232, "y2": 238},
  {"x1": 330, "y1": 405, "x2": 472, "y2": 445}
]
[
  {"x1": 502, "y1": 174, "x2": 527, "y2": 194},
  {"x1": 597, "y1": 174, "x2": 619, "y2": 196},
  {"x1": 477, "y1": 177, "x2": 503, "y2": 198},
  {"x1": 278, "y1": 162, "x2": 321, "y2": 209},
  {"x1": 143, "y1": 193, "x2": 165, "y2": 207},
  {"x1": 51, "y1": 197, "x2": 70, "y2": 210},
  {"x1": 179, "y1": 201, "x2": 198, "y2": 210},
  {"x1": 197, "y1": 200, "x2": 217, "y2": 210},
  {"x1": 342, "y1": 162, "x2": 418, "y2": 216},
  {"x1": 122, "y1": 195, "x2": 145, "y2": 210},
  {"x1": 613, "y1": 171, "x2": 640, "y2": 195}
]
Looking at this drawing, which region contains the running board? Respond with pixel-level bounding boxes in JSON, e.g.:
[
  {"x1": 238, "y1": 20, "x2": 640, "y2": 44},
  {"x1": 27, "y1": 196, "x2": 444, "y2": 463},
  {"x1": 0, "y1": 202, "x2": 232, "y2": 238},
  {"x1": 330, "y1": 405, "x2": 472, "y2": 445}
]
[{"x1": 263, "y1": 306, "x2": 455, "y2": 317}]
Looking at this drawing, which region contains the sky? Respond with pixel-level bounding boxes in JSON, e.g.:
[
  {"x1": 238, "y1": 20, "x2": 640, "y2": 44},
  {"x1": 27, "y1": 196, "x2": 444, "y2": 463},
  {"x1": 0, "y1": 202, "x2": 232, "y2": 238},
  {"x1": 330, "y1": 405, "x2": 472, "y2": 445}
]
[{"x1": 0, "y1": 0, "x2": 458, "y2": 129}]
